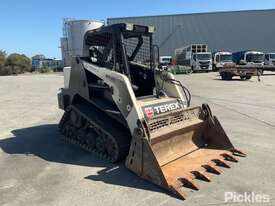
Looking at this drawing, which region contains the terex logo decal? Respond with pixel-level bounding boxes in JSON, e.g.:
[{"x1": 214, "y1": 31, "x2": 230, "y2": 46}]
[
  {"x1": 144, "y1": 107, "x2": 154, "y2": 119},
  {"x1": 143, "y1": 101, "x2": 184, "y2": 120},
  {"x1": 154, "y1": 102, "x2": 182, "y2": 114}
]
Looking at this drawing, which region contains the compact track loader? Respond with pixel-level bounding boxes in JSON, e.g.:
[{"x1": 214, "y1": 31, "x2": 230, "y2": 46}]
[{"x1": 58, "y1": 23, "x2": 245, "y2": 200}]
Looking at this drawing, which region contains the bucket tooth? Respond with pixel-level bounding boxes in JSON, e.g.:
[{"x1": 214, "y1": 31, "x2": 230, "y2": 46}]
[
  {"x1": 191, "y1": 170, "x2": 211, "y2": 182},
  {"x1": 221, "y1": 153, "x2": 239, "y2": 162},
  {"x1": 202, "y1": 163, "x2": 222, "y2": 175},
  {"x1": 212, "y1": 159, "x2": 231, "y2": 168},
  {"x1": 169, "y1": 181, "x2": 188, "y2": 200},
  {"x1": 230, "y1": 149, "x2": 246, "y2": 157},
  {"x1": 178, "y1": 177, "x2": 200, "y2": 191}
]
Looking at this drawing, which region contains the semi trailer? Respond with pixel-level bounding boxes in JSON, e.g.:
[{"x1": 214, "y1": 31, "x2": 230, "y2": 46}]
[{"x1": 175, "y1": 44, "x2": 212, "y2": 72}]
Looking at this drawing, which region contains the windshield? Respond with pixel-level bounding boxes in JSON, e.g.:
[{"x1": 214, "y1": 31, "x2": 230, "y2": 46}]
[
  {"x1": 196, "y1": 53, "x2": 211, "y2": 61},
  {"x1": 220, "y1": 54, "x2": 232, "y2": 62},
  {"x1": 162, "y1": 58, "x2": 171, "y2": 62},
  {"x1": 270, "y1": 54, "x2": 275, "y2": 59},
  {"x1": 246, "y1": 53, "x2": 264, "y2": 63},
  {"x1": 161, "y1": 58, "x2": 171, "y2": 63}
]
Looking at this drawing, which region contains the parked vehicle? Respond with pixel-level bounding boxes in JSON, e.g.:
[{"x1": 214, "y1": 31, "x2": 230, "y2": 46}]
[
  {"x1": 212, "y1": 52, "x2": 234, "y2": 71},
  {"x1": 159, "y1": 56, "x2": 172, "y2": 67},
  {"x1": 57, "y1": 23, "x2": 245, "y2": 200},
  {"x1": 175, "y1": 44, "x2": 212, "y2": 72},
  {"x1": 232, "y1": 51, "x2": 264, "y2": 66},
  {"x1": 264, "y1": 53, "x2": 275, "y2": 66},
  {"x1": 219, "y1": 65, "x2": 259, "y2": 80}
]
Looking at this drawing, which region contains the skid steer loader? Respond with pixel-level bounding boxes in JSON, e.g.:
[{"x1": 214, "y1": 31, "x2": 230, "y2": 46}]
[{"x1": 57, "y1": 23, "x2": 245, "y2": 200}]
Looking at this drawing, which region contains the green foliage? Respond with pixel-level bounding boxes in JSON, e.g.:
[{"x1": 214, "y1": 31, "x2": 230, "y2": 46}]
[
  {"x1": 39, "y1": 66, "x2": 52, "y2": 73},
  {"x1": 0, "y1": 52, "x2": 31, "y2": 75},
  {"x1": 0, "y1": 50, "x2": 7, "y2": 75},
  {"x1": 0, "y1": 50, "x2": 6, "y2": 65}
]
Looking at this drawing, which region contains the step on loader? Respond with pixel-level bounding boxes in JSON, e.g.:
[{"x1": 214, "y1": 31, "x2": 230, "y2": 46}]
[{"x1": 57, "y1": 23, "x2": 246, "y2": 200}]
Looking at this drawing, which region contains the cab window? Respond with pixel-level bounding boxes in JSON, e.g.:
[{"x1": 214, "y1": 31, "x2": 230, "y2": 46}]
[{"x1": 215, "y1": 55, "x2": 219, "y2": 62}]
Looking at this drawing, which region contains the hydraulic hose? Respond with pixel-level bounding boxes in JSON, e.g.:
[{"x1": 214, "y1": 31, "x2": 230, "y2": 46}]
[{"x1": 159, "y1": 73, "x2": 191, "y2": 107}]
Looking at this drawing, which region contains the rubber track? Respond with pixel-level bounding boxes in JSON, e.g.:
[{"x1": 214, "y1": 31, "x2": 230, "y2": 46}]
[{"x1": 58, "y1": 100, "x2": 131, "y2": 163}]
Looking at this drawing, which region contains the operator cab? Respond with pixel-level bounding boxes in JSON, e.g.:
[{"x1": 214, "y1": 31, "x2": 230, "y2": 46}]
[{"x1": 84, "y1": 23, "x2": 156, "y2": 97}]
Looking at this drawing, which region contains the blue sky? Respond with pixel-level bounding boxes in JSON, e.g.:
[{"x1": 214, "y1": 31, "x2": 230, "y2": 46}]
[{"x1": 0, "y1": 0, "x2": 274, "y2": 58}]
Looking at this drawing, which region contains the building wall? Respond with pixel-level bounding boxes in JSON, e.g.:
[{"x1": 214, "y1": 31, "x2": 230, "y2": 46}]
[
  {"x1": 31, "y1": 55, "x2": 63, "y2": 70},
  {"x1": 108, "y1": 9, "x2": 275, "y2": 56}
]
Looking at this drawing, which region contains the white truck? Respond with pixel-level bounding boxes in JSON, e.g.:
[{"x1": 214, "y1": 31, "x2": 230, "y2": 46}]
[
  {"x1": 159, "y1": 56, "x2": 172, "y2": 66},
  {"x1": 216, "y1": 50, "x2": 262, "y2": 80},
  {"x1": 233, "y1": 51, "x2": 265, "y2": 66},
  {"x1": 263, "y1": 53, "x2": 275, "y2": 73},
  {"x1": 175, "y1": 44, "x2": 212, "y2": 72},
  {"x1": 264, "y1": 53, "x2": 275, "y2": 66},
  {"x1": 212, "y1": 51, "x2": 234, "y2": 71}
]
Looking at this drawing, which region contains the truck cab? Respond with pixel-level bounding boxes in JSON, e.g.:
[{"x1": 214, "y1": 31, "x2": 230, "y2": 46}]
[
  {"x1": 159, "y1": 56, "x2": 172, "y2": 66},
  {"x1": 233, "y1": 51, "x2": 264, "y2": 66},
  {"x1": 175, "y1": 44, "x2": 212, "y2": 72},
  {"x1": 213, "y1": 52, "x2": 234, "y2": 71},
  {"x1": 192, "y1": 52, "x2": 212, "y2": 72},
  {"x1": 264, "y1": 53, "x2": 275, "y2": 66}
]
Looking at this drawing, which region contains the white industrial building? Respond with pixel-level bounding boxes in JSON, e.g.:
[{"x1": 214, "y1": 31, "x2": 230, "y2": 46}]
[{"x1": 107, "y1": 9, "x2": 275, "y2": 56}]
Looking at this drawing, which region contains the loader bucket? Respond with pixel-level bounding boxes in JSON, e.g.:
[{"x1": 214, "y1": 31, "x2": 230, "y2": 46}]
[{"x1": 126, "y1": 104, "x2": 245, "y2": 200}]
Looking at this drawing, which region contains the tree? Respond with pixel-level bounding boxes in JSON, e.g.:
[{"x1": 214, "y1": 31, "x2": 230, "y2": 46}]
[
  {"x1": 0, "y1": 50, "x2": 6, "y2": 65},
  {"x1": 0, "y1": 50, "x2": 7, "y2": 75},
  {"x1": 4, "y1": 53, "x2": 31, "y2": 75}
]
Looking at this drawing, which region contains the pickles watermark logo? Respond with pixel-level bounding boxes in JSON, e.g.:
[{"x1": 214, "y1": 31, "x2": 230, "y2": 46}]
[{"x1": 224, "y1": 192, "x2": 270, "y2": 203}]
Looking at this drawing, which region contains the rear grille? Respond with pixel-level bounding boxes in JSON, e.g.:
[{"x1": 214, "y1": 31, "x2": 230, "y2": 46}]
[{"x1": 148, "y1": 108, "x2": 201, "y2": 133}]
